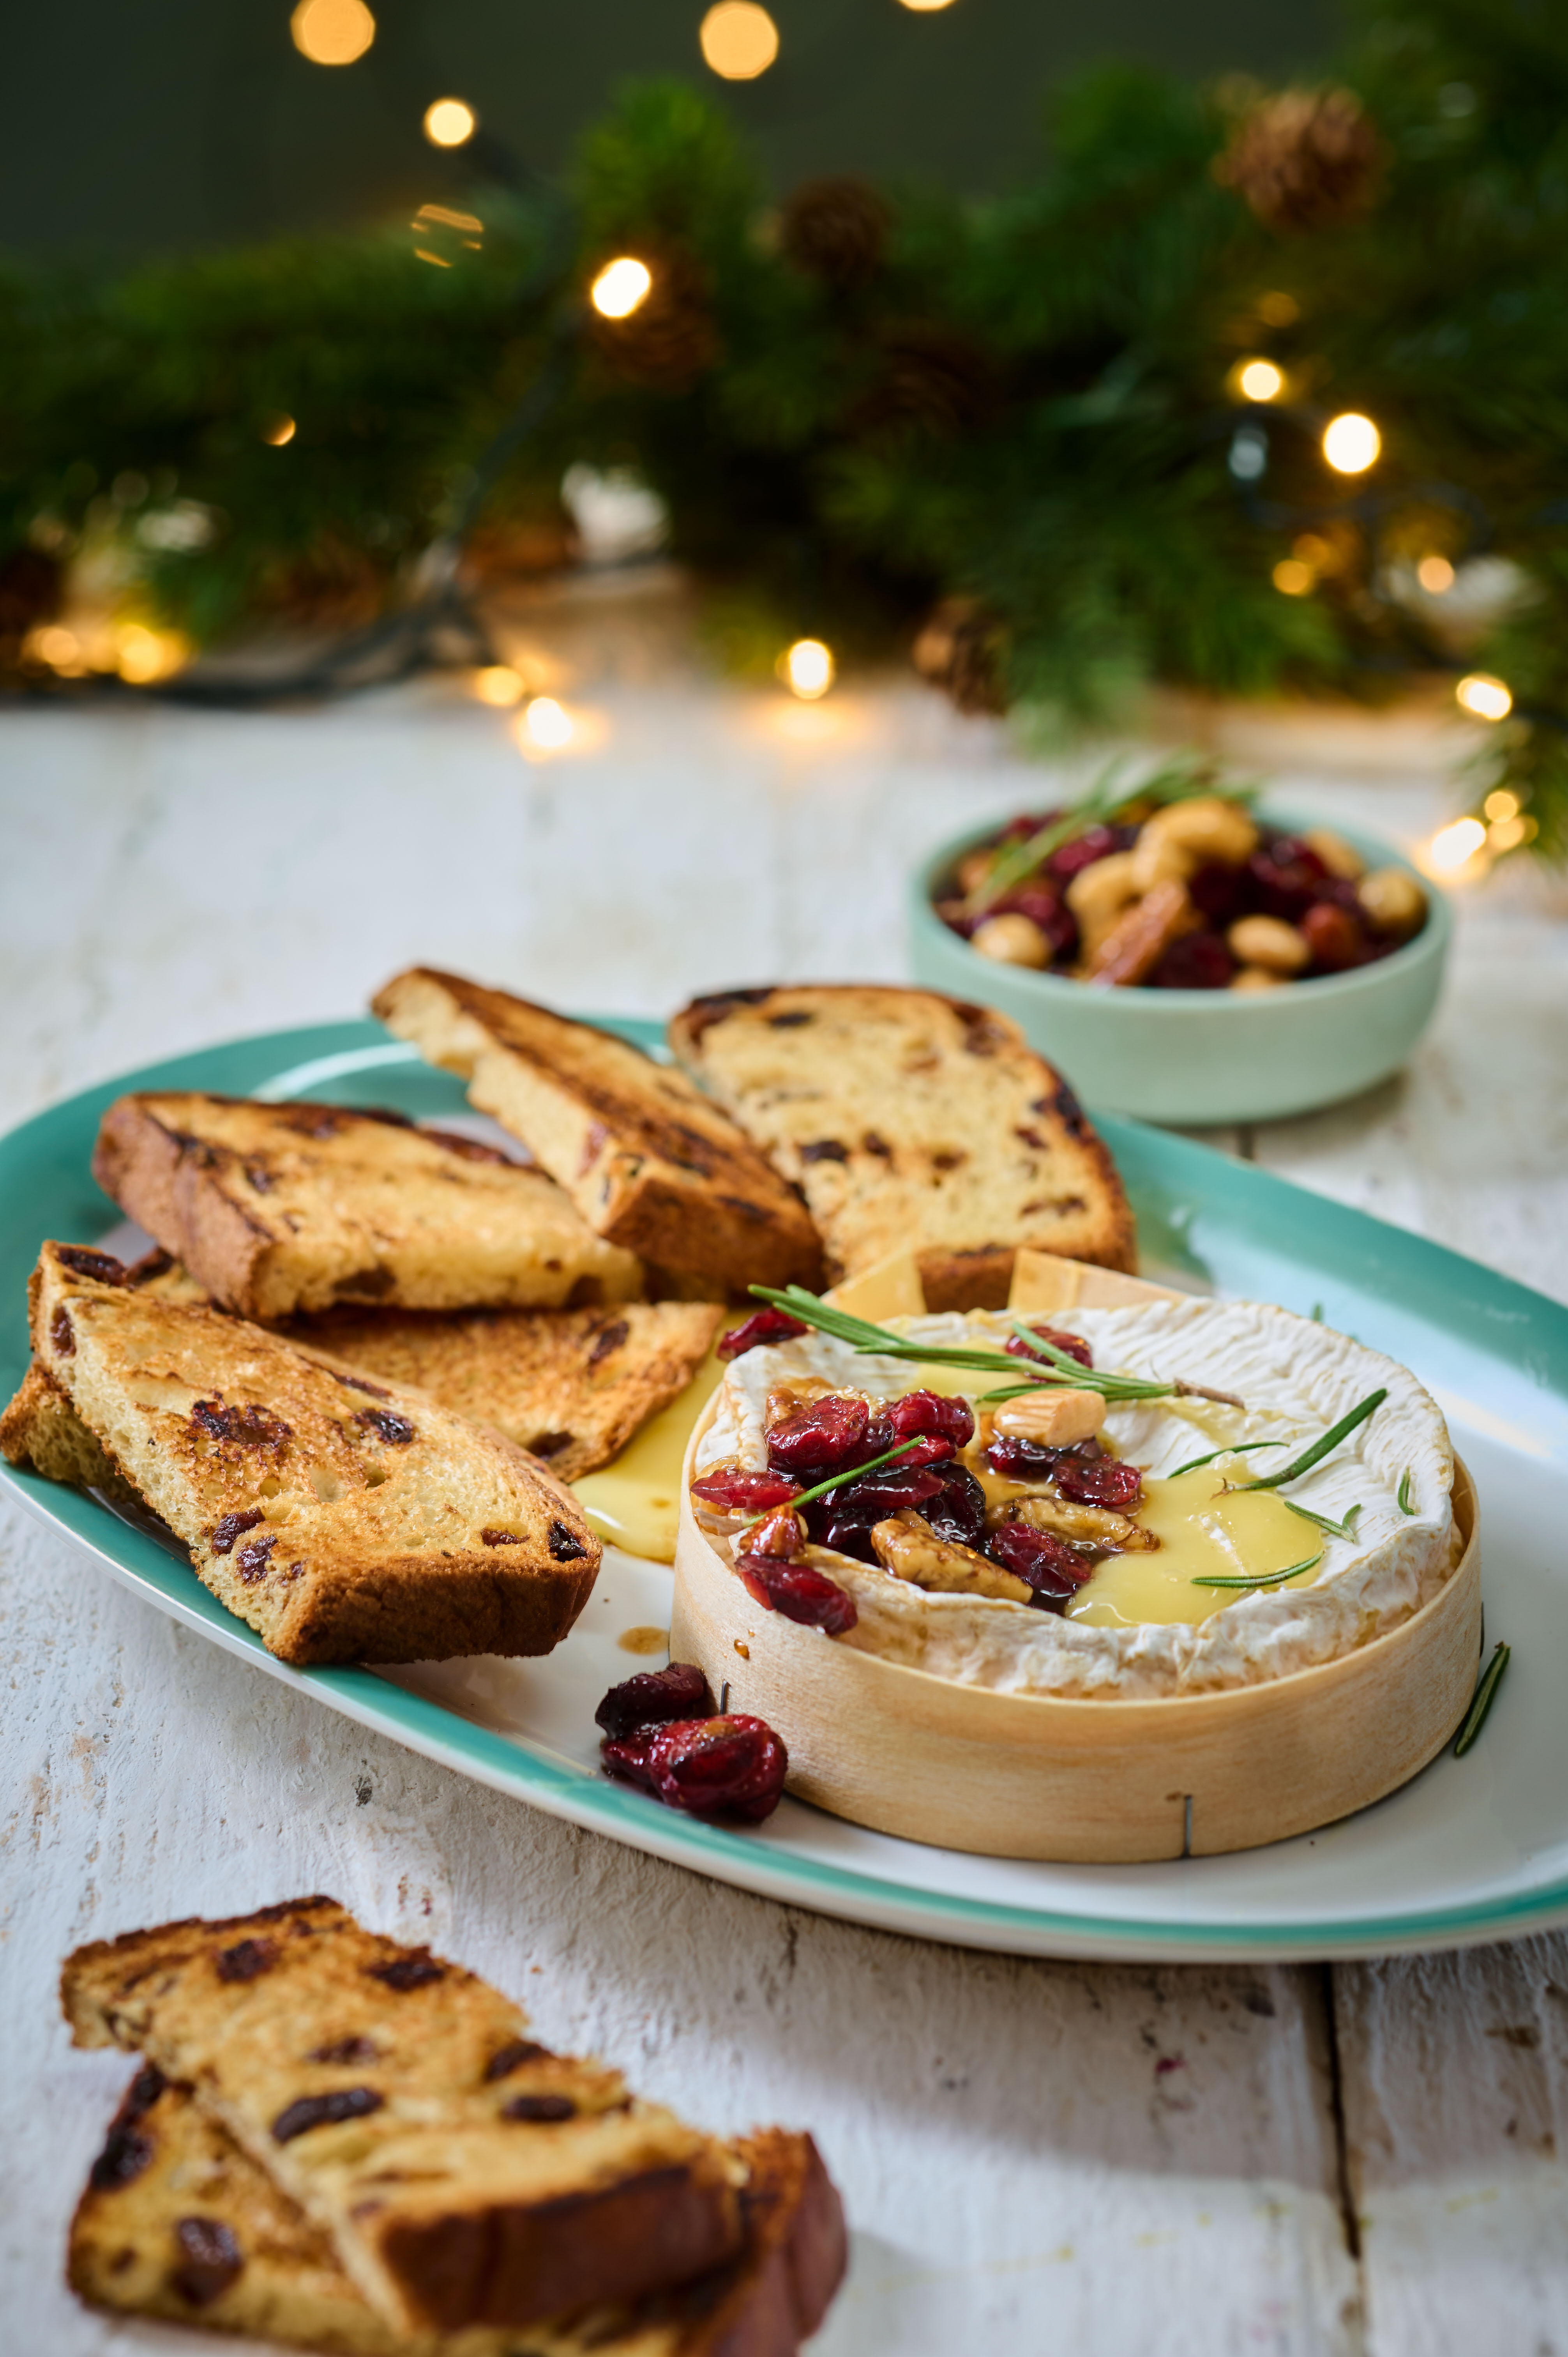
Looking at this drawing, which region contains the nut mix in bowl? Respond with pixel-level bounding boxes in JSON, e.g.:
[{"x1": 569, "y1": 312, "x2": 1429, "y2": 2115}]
[{"x1": 937, "y1": 763, "x2": 1428, "y2": 993}]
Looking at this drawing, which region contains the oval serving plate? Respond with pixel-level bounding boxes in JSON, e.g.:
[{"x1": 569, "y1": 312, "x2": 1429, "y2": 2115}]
[{"x1": 2, "y1": 1017, "x2": 1567, "y2": 1962}]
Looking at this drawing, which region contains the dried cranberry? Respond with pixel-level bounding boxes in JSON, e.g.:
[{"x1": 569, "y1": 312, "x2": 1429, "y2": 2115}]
[
  {"x1": 1005, "y1": 1323, "x2": 1093, "y2": 1371},
  {"x1": 1048, "y1": 824, "x2": 1121, "y2": 882},
  {"x1": 805, "y1": 1463, "x2": 945, "y2": 1544},
  {"x1": 740, "y1": 1557, "x2": 859, "y2": 1633},
  {"x1": 595, "y1": 1662, "x2": 715, "y2": 1741},
  {"x1": 603, "y1": 1713, "x2": 789, "y2": 1822},
  {"x1": 885, "y1": 1389, "x2": 975, "y2": 1448},
  {"x1": 767, "y1": 1394, "x2": 871, "y2": 1475},
  {"x1": 812, "y1": 1514, "x2": 882, "y2": 1563},
  {"x1": 921, "y1": 1463, "x2": 988, "y2": 1550},
  {"x1": 718, "y1": 1307, "x2": 809, "y2": 1360},
  {"x1": 690, "y1": 1468, "x2": 802, "y2": 1516},
  {"x1": 1149, "y1": 931, "x2": 1234, "y2": 991},
  {"x1": 995, "y1": 885, "x2": 1078, "y2": 961},
  {"x1": 1301, "y1": 900, "x2": 1366, "y2": 972},
  {"x1": 1052, "y1": 1456, "x2": 1143, "y2": 1509},
  {"x1": 1248, "y1": 836, "x2": 1330, "y2": 921},
  {"x1": 987, "y1": 1521, "x2": 1096, "y2": 1600},
  {"x1": 1187, "y1": 860, "x2": 1249, "y2": 925},
  {"x1": 987, "y1": 1434, "x2": 1067, "y2": 1480}
]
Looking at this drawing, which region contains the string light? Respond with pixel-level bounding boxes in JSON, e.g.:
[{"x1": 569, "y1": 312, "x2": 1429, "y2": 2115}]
[
  {"x1": 261, "y1": 414, "x2": 296, "y2": 447},
  {"x1": 782, "y1": 640, "x2": 834, "y2": 699},
  {"x1": 1483, "y1": 789, "x2": 1520, "y2": 823},
  {"x1": 1417, "y1": 555, "x2": 1455, "y2": 594},
  {"x1": 1323, "y1": 413, "x2": 1381, "y2": 474},
  {"x1": 1428, "y1": 816, "x2": 1487, "y2": 872},
  {"x1": 1455, "y1": 672, "x2": 1512, "y2": 721},
  {"x1": 474, "y1": 666, "x2": 523, "y2": 707},
  {"x1": 25, "y1": 624, "x2": 84, "y2": 673},
  {"x1": 1272, "y1": 558, "x2": 1314, "y2": 596},
  {"x1": 1235, "y1": 358, "x2": 1284, "y2": 403},
  {"x1": 115, "y1": 625, "x2": 187, "y2": 685},
  {"x1": 898, "y1": 0, "x2": 958, "y2": 9},
  {"x1": 520, "y1": 696, "x2": 574, "y2": 750},
  {"x1": 590, "y1": 257, "x2": 652, "y2": 319},
  {"x1": 424, "y1": 99, "x2": 476, "y2": 148},
  {"x1": 290, "y1": 0, "x2": 375, "y2": 66},
  {"x1": 1488, "y1": 814, "x2": 1529, "y2": 852},
  {"x1": 699, "y1": 3, "x2": 779, "y2": 80}
]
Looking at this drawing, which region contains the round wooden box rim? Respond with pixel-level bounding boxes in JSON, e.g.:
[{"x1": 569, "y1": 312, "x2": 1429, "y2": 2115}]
[{"x1": 680, "y1": 1389, "x2": 1478, "y2": 1719}]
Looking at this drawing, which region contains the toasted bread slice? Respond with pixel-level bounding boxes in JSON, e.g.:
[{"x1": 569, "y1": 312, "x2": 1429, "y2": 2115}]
[
  {"x1": 371, "y1": 970, "x2": 821, "y2": 1293},
  {"x1": 0, "y1": 1360, "x2": 148, "y2": 1509},
  {"x1": 92, "y1": 1092, "x2": 643, "y2": 1321},
  {"x1": 669, "y1": 984, "x2": 1135, "y2": 1309},
  {"x1": 69, "y1": 2065, "x2": 844, "y2": 2357},
  {"x1": 288, "y1": 1301, "x2": 724, "y2": 1485},
  {"x1": 62, "y1": 1897, "x2": 748, "y2": 2337},
  {"x1": 21, "y1": 1242, "x2": 600, "y2": 1666}
]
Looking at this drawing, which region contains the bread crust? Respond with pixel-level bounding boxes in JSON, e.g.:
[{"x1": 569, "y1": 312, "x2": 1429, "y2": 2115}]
[
  {"x1": 22, "y1": 1243, "x2": 600, "y2": 1667},
  {"x1": 670, "y1": 983, "x2": 1135, "y2": 1306},
  {"x1": 61, "y1": 1898, "x2": 747, "y2": 2337},
  {"x1": 92, "y1": 1093, "x2": 643, "y2": 1321},
  {"x1": 372, "y1": 971, "x2": 821, "y2": 1293}
]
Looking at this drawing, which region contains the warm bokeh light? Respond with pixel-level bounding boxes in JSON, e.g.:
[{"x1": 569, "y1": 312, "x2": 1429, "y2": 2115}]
[
  {"x1": 1455, "y1": 671, "x2": 1513, "y2": 721},
  {"x1": 1417, "y1": 554, "x2": 1455, "y2": 594},
  {"x1": 1488, "y1": 814, "x2": 1529, "y2": 852},
  {"x1": 1484, "y1": 789, "x2": 1520, "y2": 823},
  {"x1": 590, "y1": 257, "x2": 653, "y2": 319},
  {"x1": 424, "y1": 99, "x2": 476, "y2": 148},
  {"x1": 261, "y1": 414, "x2": 296, "y2": 447},
  {"x1": 1428, "y1": 816, "x2": 1487, "y2": 872},
  {"x1": 1236, "y1": 358, "x2": 1285, "y2": 403},
  {"x1": 521, "y1": 696, "x2": 574, "y2": 750},
  {"x1": 1322, "y1": 412, "x2": 1381, "y2": 474},
  {"x1": 898, "y1": 0, "x2": 959, "y2": 9},
  {"x1": 782, "y1": 639, "x2": 835, "y2": 699},
  {"x1": 1257, "y1": 290, "x2": 1300, "y2": 328},
  {"x1": 115, "y1": 625, "x2": 188, "y2": 685},
  {"x1": 474, "y1": 666, "x2": 524, "y2": 708},
  {"x1": 699, "y1": 2, "x2": 779, "y2": 80},
  {"x1": 1272, "y1": 558, "x2": 1314, "y2": 596},
  {"x1": 290, "y1": 0, "x2": 375, "y2": 67},
  {"x1": 26, "y1": 624, "x2": 83, "y2": 671}
]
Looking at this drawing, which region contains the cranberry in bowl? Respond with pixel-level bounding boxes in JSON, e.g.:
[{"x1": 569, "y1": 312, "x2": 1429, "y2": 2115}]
[{"x1": 908, "y1": 800, "x2": 1449, "y2": 1124}]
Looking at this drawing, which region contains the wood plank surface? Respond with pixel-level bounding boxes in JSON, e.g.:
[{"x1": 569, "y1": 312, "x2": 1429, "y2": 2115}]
[{"x1": 1, "y1": 645, "x2": 1565, "y2": 2350}]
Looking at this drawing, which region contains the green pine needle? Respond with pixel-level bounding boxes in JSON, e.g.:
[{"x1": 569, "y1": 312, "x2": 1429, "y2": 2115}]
[{"x1": 1191, "y1": 1551, "x2": 1323, "y2": 1590}]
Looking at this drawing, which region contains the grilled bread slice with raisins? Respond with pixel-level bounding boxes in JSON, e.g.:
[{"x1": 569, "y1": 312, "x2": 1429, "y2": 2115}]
[
  {"x1": 92, "y1": 1092, "x2": 643, "y2": 1322},
  {"x1": 286, "y1": 1299, "x2": 724, "y2": 1485},
  {"x1": 62, "y1": 1897, "x2": 749, "y2": 2338},
  {"x1": 16, "y1": 1243, "x2": 599, "y2": 1666},
  {"x1": 371, "y1": 970, "x2": 821, "y2": 1293},
  {"x1": 69, "y1": 2066, "x2": 846, "y2": 2357},
  {"x1": 668, "y1": 984, "x2": 1135, "y2": 1309}
]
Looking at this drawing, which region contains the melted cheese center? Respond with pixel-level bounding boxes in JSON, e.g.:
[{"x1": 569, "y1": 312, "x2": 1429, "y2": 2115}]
[
  {"x1": 572, "y1": 1347, "x2": 725, "y2": 1563},
  {"x1": 1066, "y1": 1467, "x2": 1320, "y2": 1628}
]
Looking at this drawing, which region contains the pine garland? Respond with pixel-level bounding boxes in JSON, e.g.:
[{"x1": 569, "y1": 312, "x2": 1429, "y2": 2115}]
[{"x1": 1, "y1": 0, "x2": 1564, "y2": 856}]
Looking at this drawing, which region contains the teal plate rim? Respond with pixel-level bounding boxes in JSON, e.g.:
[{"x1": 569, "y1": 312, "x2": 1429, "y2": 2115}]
[{"x1": 3, "y1": 1015, "x2": 1567, "y2": 1965}]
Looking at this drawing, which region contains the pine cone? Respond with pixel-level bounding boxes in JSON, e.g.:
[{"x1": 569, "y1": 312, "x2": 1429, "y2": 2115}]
[
  {"x1": 856, "y1": 323, "x2": 998, "y2": 437},
  {"x1": 912, "y1": 599, "x2": 1008, "y2": 716},
  {"x1": 780, "y1": 176, "x2": 891, "y2": 288},
  {"x1": 589, "y1": 244, "x2": 720, "y2": 391},
  {"x1": 1218, "y1": 87, "x2": 1385, "y2": 233}
]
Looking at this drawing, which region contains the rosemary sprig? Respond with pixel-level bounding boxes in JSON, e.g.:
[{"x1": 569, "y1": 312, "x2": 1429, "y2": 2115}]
[
  {"x1": 1397, "y1": 1469, "x2": 1415, "y2": 1514},
  {"x1": 1167, "y1": 1440, "x2": 1282, "y2": 1479},
  {"x1": 1234, "y1": 1390, "x2": 1386, "y2": 1492},
  {"x1": 1282, "y1": 1498, "x2": 1363, "y2": 1544},
  {"x1": 962, "y1": 752, "x2": 1250, "y2": 917},
  {"x1": 738, "y1": 1436, "x2": 924, "y2": 1530},
  {"x1": 747, "y1": 1286, "x2": 1172, "y2": 1403},
  {"x1": 1191, "y1": 1551, "x2": 1323, "y2": 1590},
  {"x1": 1453, "y1": 1642, "x2": 1511, "y2": 1757}
]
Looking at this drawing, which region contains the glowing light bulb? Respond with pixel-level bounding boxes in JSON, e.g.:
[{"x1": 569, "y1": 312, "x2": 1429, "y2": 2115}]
[
  {"x1": 115, "y1": 625, "x2": 186, "y2": 684},
  {"x1": 261, "y1": 414, "x2": 296, "y2": 447},
  {"x1": 898, "y1": 0, "x2": 958, "y2": 9},
  {"x1": 1455, "y1": 673, "x2": 1512, "y2": 722},
  {"x1": 590, "y1": 257, "x2": 652, "y2": 319},
  {"x1": 27, "y1": 624, "x2": 83, "y2": 671},
  {"x1": 1323, "y1": 413, "x2": 1380, "y2": 474},
  {"x1": 699, "y1": 2, "x2": 779, "y2": 80},
  {"x1": 474, "y1": 666, "x2": 523, "y2": 707},
  {"x1": 290, "y1": 0, "x2": 375, "y2": 67},
  {"x1": 522, "y1": 696, "x2": 574, "y2": 749},
  {"x1": 1483, "y1": 789, "x2": 1519, "y2": 823},
  {"x1": 1236, "y1": 358, "x2": 1284, "y2": 403},
  {"x1": 1428, "y1": 817, "x2": 1487, "y2": 872},
  {"x1": 782, "y1": 639, "x2": 834, "y2": 700},
  {"x1": 1488, "y1": 815, "x2": 1527, "y2": 852},
  {"x1": 424, "y1": 98, "x2": 476, "y2": 147},
  {"x1": 1417, "y1": 555, "x2": 1455, "y2": 594},
  {"x1": 1272, "y1": 558, "x2": 1314, "y2": 596}
]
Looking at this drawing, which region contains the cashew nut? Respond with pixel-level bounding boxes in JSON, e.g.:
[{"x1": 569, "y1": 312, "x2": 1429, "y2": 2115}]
[
  {"x1": 1227, "y1": 913, "x2": 1310, "y2": 975},
  {"x1": 1129, "y1": 797, "x2": 1259, "y2": 891},
  {"x1": 1303, "y1": 827, "x2": 1366, "y2": 881},
  {"x1": 1358, "y1": 866, "x2": 1427, "y2": 938},
  {"x1": 1230, "y1": 963, "x2": 1287, "y2": 993},
  {"x1": 971, "y1": 912, "x2": 1051, "y2": 968},
  {"x1": 991, "y1": 1388, "x2": 1106, "y2": 1445}
]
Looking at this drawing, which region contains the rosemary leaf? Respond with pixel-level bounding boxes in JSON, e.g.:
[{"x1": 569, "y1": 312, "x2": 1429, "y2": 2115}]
[
  {"x1": 1236, "y1": 1389, "x2": 1386, "y2": 1492},
  {"x1": 1453, "y1": 1642, "x2": 1511, "y2": 1757},
  {"x1": 1310, "y1": 1302, "x2": 1324, "y2": 1323},
  {"x1": 1167, "y1": 1440, "x2": 1282, "y2": 1479},
  {"x1": 1282, "y1": 1498, "x2": 1363, "y2": 1543},
  {"x1": 1397, "y1": 1469, "x2": 1414, "y2": 1514},
  {"x1": 747, "y1": 1285, "x2": 1169, "y2": 1401},
  {"x1": 1191, "y1": 1551, "x2": 1323, "y2": 1589},
  {"x1": 738, "y1": 1436, "x2": 925, "y2": 1530}
]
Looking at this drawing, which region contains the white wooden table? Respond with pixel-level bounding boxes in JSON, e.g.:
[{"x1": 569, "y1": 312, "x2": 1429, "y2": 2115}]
[{"x1": 4, "y1": 637, "x2": 1568, "y2": 2354}]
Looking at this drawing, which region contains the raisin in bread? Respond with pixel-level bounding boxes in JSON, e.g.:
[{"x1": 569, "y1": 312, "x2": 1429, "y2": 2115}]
[
  {"x1": 669, "y1": 984, "x2": 1135, "y2": 1309},
  {"x1": 69, "y1": 2065, "x2": 844, "y2": 2357},
  {"x1": 371, "y1": 970, "x2": 821, "y2": 1293},
  {"x1": 92, "y1": 1093, "x2": 642, "y2": 1321},
  {"x1": 14, "y1": 1243, "x2": 599, "y2": 1666},
  {"x1": 61, "y1": 1897, "x2": 748, "y2": 2337},
  {"x1": 288, "y1": 1300, "x2": 723, "y2": 1485}
]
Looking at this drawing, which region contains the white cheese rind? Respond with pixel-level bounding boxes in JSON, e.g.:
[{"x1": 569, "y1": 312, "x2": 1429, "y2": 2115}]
[{"x1": 694, "y1": 1300, "x2": 1457, "y2": 1699}]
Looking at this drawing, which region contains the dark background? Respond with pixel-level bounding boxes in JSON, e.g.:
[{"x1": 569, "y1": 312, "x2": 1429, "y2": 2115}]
[{"x1": 8, "y1": 0, "x2": 1334, "y2": 259}]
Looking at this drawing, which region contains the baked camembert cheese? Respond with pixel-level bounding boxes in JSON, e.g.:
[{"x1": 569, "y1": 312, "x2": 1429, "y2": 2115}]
[{"x1": 689, "y1": 1294, "x2": 1459, "y2": 1698}]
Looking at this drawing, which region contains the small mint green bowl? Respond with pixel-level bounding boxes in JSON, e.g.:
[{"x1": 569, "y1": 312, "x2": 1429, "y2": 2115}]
[{"x1": 909, "y1": 810, "x2": 1451, "y2": 1125}]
